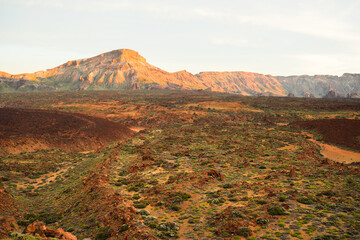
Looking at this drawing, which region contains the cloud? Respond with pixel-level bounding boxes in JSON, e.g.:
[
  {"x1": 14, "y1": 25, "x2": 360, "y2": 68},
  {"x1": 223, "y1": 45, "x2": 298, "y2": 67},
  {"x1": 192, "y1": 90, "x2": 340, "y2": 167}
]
[{"x1": 14, "y1": 0, "x2": 360, "y2": 43}]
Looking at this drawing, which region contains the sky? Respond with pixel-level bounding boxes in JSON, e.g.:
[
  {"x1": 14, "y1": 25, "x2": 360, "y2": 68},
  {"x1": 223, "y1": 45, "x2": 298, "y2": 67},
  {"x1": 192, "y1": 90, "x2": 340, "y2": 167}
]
[{"x1": 0, "y1": 0, "x2": 360, "y2": 76}]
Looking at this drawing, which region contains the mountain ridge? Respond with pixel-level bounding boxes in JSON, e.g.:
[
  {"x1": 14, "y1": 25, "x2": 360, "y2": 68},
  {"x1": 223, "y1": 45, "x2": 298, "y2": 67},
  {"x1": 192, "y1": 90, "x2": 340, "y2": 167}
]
[
  {"x1": 1, "y1": 49, "x2": 360, "y2": 97},
  {"x1": 276, "y1": 74, "x2": 360, "y2": 98}
]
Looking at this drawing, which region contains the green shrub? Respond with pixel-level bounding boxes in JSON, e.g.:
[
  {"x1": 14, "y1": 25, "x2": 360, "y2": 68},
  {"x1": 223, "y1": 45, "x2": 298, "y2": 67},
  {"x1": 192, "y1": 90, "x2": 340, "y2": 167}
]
[
  {"x1": 222, "y1": 183, "x2": 233, "y2": 189},
  {"x1": 127, "y1": 182, "x2": 146, "y2": 191},
  {"x1": 118, "y1": 170, "x2": 129, "y2": 176},
  {"x1": 9, "y1": 232, "x2": 42, "y2": 240},
  {"x1": 95, "y1": 226, "x2": 110, "y2": 240},
  {"x1": 207, "y1": 197, "x2": 226, "y2": 205},
  {"x1": 132, "y1": 193, "x2": 141, "y2": 200},
  {"x1": 267, "y1": 206, "x2": 288, "y2": 215},
  {"x1": 318, "y1": 190, "x2": 337, "y2": 197},
  {"x1": 256, "y1": 199, "x2": 267, "y2": 205},
  {"x1": 169, "y1": 192, "x2": 191, "y2": 202},
  {"x1": 38, "y1": 212, "x2": 61, "y2": 224},
  {"x1": 279, "y1": 196, "x2": 286, "y2": 202},
  {"x1": 297, "y1": 197, "x2": 314, "y2": 205},
  {"x1": 23, "y1": 212, "x2": 60, "y2": 225},
  {"x1": 133, "y1": 200, "x2": 149, "y2": 209},
  {"x1": 156, "y1": 222, "x2": 180, "y2": 239},
  {"x1": 143, "y1": 216, "x2": 158, "y2": 229},
  {"x1": 120, "y1": 224, "x2": 129, "y2": 232},
  {"x1": 311, "y1": 234, "x2": 340, "y2": 240},
  {"x1": 237, "y1": 227, "x2": 252, "y2": 237},
  {"x1": 256, "y1": 218, "x2": 269, "y2": 225},
  {"x1": 24, "y1": 213, "x2": 37, "y2": 222},
  {"x1": 136, "y1": 209, "x2": 150, "y2": 216},
  {"x1": 157, "y1": 222, "x2": 179, "y2": 231},
  {"x1": 170, "y1": 205, "x2": 181, "y2": 211}
]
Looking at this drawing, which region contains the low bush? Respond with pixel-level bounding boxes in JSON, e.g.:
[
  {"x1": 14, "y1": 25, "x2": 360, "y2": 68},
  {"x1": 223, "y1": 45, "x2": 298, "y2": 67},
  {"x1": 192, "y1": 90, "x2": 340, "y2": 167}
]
[{"x1": 268, "y1": 206, "x2": 288, "y2": 215}]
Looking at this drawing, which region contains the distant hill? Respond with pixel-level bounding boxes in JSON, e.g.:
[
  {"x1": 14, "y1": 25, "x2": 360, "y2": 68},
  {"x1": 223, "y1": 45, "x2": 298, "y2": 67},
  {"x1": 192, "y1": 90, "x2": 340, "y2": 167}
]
[
  {"x1": 275, "y1": 74, "x2": 360, "y2": 98},
  {"x1": 1, "y1": 49, "x2": 359, "y2": 97}
]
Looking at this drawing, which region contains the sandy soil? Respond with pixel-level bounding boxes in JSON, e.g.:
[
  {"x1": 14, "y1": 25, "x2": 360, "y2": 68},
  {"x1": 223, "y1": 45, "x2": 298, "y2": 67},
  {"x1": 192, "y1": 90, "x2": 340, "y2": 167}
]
[
  {"x1": 292, "y1": 119, "x2": 360, "y2": 151},
  {"x1": 312, "y1": 140, "x2": 360, "y2": 163},
  {"x1": 129, "y1": 126, "x2": 146, "y2": 133},
  {"x1": 292, "y1": 119, "x2": 360, "y2": 163}
]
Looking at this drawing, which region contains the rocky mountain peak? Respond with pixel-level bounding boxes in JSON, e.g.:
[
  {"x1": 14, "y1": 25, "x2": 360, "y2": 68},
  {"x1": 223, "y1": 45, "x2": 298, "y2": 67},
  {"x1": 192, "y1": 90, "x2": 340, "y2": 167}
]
[{"x1": 101, "y1": 49, "x2": 146, "y2": 63}]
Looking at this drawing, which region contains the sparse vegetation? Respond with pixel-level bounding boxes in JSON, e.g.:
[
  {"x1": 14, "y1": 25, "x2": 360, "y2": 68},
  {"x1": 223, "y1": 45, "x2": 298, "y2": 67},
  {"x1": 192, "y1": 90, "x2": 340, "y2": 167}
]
[{"x1": 0, "y1": 90, "x2": 359, "y2": 239}]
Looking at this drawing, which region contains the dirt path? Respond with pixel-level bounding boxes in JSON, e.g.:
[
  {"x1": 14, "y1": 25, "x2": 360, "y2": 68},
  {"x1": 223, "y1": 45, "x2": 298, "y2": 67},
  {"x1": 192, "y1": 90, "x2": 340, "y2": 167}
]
[{"x1": 281, "y1": 131, "x2": 360, "y2": 164}]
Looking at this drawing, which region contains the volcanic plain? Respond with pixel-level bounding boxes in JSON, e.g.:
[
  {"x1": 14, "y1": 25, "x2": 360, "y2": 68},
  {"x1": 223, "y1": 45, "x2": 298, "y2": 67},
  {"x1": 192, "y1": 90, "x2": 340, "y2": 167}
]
[{"x1": 0, "y1": 90, "x2": 359, "y2": 240}]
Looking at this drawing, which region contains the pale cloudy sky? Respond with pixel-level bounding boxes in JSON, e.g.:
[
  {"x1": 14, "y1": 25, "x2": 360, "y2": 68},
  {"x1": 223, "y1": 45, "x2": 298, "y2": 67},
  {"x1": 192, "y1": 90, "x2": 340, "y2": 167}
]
[{"x1": 0, "y1": 0, "x2": 359, "y2": 75}]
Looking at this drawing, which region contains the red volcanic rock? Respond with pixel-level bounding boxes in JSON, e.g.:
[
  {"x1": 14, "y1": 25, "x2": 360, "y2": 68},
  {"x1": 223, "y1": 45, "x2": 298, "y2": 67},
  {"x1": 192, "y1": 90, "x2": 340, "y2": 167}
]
[
  {"x1": 0, "y1": 187, "x2": 15, "y2": 215},
  {"x1": 0, "y1": 108, "x2": 134, "y2": 155},
  {"x1": 24, "y1": 220, "x2": 47, "y2": 238},
  {"x1": 289, "y1": 168, "x2": 297, "y2": 178},
  {"x1": 207, "y1": 169, "x2": 224, "y2": 181},
  {"x1": 24, "y1": 220, "x2": 77, "y2": 240},
  {"x1": 0, "y1": 216, "x2": 18, "y2": 239}
]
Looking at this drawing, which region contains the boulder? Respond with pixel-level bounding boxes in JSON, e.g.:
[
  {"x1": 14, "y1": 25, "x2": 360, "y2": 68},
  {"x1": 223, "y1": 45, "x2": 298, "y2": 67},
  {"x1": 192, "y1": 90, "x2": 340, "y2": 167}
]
[
  {"x1": 24, "y1": 220, "x2": 47, "y2": 237},
  {"x1": 24, "y1": 220, "x2": 77, "y2": 240}
]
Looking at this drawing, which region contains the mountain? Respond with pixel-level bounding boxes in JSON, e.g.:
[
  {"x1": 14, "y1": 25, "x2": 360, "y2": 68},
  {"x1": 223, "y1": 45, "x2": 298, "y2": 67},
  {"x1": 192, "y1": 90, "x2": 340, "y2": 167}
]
[
  {"x1": 0, "y1": 49, "x2": 206, "y2": 91},
  {"x1": 0, "y1": 49, "x2": 286, "y2": 95},
  {"x1": 2, "y1": 49, "x2": 360, "y2": 97},
  {"x1": 275, "y1": 74, "x2": 360, "y2": 98}
]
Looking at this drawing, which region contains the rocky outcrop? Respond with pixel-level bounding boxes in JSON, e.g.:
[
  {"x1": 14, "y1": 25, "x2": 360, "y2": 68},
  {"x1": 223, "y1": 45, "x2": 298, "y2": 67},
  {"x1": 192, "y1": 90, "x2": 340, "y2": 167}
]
[
  {"x1": 0, "y1": 187, "x2": 15, "y2": 215},
  {"x1": 0, "y1": 216, "x2": 18, "y2": 239},
  {"x1": 24, "y1": 220, "x2": 77, "y2": 240},
  {"x1": 323, "y1": 90, "x2": 337, "y2": 98},
  {"x1": 303, "y1": 92, "x2": 315, "y2": 98},
  {"x1": 287, "y1": 93, "x2": 295, "y2": 97}
]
